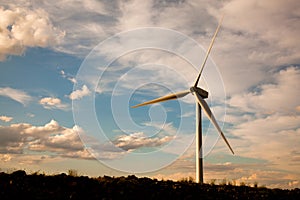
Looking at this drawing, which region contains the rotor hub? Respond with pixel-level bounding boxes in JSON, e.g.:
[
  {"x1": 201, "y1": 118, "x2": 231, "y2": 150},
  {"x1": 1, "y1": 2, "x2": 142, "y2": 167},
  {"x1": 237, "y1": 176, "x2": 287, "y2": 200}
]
[{"x1": 190, "y1": 86, "x2": 209, "y2": 99}]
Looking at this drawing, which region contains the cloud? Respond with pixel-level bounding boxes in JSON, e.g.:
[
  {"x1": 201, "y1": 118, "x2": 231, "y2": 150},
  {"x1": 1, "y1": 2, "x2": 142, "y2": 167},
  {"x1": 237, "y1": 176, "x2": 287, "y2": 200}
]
[
  {"x1": 228, "y1": 66, "x2": 300, "y2": 116},
  {"x1": 157, "y1": 157, "x2": 300, "y2": 188},
  {"x1": 114, "y1": 132, "x2": 174, "y2": 151},
  {"x1": 229, "y1": 115, "x2": 300, "y2": 161},
  {"x1": 221, "y1": 0, "x2": 300, "y2": 61},
  {"x1": 14, "y1": 0, "x2": 115, "y2": 56},
  {"x1": 28, "y1": 123, "x2": 84, "y2": 153},
  {"x1": 222, "y1": 67, "x2": 300, "y2": 159},
  {"x1": 0, "y1": 87, "x2": 32, "y2": 105},
  {"x1": 0, "y1": 153, "x2": 59, "y2": 167},
  {"x1": 67, "y1": 77, "x2": 77, "y2": 84},
  {"x1": 0, "y1": 115, "x2": 13, "y2": 122},
  {"x1": 0, "y1": 120, "x2": 128, "y2": 161},
  {"x1": 0, "y1": 120, "x2": 90, "y2": 158},
  {"x1": 26, "y1": 113, "x2": 35, "y2": 118},
  {"x1": 69, "y1": 85, "x2": 90, "y2": 100},
  {"x1": 180, "y1": 111, "x2": 194, "y2": 118},
  {"x1": 5, "y1": 0, "x2": 297, "y2": 98},
  {"x1": 223, "y1": 65, "x2": 300, "y2": 176},
  {"x1": 118, "y1": 0, "x2": 154, "y2": 30},
  {"x1": 0, "y1": 154, "x2": 12, "y2": 162},
  {"x1": 39, "y1": 97, "x2": 68, "y2": 110},
  {"x1": 60, "y1": 70, "x2": 77, "y2": 84},
  {"x1": 208, "y1": 0, "x2": 300, "y2": 94},
  {"x1": 0, "y1": 6, "x2": 65, "y2": 60},
  {"x1": 231, "y1": 167, "x2": 300, "y2": 189}
]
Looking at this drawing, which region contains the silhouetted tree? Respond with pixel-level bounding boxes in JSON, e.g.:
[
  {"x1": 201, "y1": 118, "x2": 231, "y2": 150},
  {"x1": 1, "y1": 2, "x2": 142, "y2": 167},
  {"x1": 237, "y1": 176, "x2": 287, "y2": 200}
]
[{"x1": 0, "y1": 170, "x2": 299, "y2": 200}]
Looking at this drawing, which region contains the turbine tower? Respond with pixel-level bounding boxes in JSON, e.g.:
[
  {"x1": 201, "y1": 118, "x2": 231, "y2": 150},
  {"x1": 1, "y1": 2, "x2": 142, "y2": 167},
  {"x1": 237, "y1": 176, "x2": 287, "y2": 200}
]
[{"x1": 131, "y1": 16, "x2": 234, "y2": 184}]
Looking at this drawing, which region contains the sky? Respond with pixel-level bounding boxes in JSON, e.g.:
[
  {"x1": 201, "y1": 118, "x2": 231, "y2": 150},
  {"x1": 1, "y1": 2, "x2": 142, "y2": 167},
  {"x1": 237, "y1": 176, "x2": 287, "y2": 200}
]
[{"x1": 0, "y1": 0, "x2": 299, "y2": 189}]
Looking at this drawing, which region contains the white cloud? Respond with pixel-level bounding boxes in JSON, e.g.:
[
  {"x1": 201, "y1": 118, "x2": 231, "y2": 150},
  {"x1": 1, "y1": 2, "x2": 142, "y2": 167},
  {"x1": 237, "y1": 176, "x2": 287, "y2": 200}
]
[
  {"x1": 180, "y1": 111, "x2": 194, "y2": 118},
  {"x1": 28, "y1": 123, "x2": 84, "y2": 153},
  {"x1": 228, "y1": 67, "x2": 300, "y2": 116},
  {"x1": 223, "y1": 67, "x2": 300, "y2": 176},
  {"x1": 114, "y1": 132, "x2": 174, "y2": 151},
  {"x1": 0, "y1": 87, "x2": 32, "y2": 105},
  {"x1": 60, "y1": 69, "x2": 77, "y2": 84},
  {"x1": 221, "y1": 0, "x2": 300, "y2": 60},
  {"x1": 209, "y1": 0, "x2": 300, "y2": 94},
  {"x1": 69, "y1": 85, "x2": 90, "y2": 100},
  {"x1": 0, "y1": 6, "x2": 65, "y2": 60},
  {"x1": 0, "y1": 120, "x2": 128, "y2": 161},
  {"x1": 4, "y1": 0, "x2": 296, "y2": 99},
  {"x1": 118, "y1": 0, "x2": 154, "y2": 30},
  {"x1": 142, "y1": 121, "x2": 178, "y2": 135},
  {"x1": 0, "y1": 115, "x2": 13, "y2": 122},
  {"x1": 0, "y1": 120, "x2": 91, "y2": 158},
  {"x1": 26, "y1": 113, "x2": 35, "y2": 118},
  {"x1": 67, "y1": 77, "x2": 77, "y2": 84},
  {"x1": 229, "y1": 115, "x2": 300, "y2": 165},
  {"x1": 15, "y1": 0, "x2": 113, "y2": 56},
  {"x1": 39, "y1": 97, "x2": 68, "y2": 110},
  {"x1": 60, "y1": 70, "x2": 65, "y2": 76}
]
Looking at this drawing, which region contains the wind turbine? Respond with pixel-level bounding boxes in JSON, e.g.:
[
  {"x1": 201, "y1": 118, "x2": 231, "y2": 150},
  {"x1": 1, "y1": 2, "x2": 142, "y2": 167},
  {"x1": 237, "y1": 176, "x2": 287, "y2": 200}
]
[{"x1": 131, "y1": 17, "x2": 234, "y2": 184}]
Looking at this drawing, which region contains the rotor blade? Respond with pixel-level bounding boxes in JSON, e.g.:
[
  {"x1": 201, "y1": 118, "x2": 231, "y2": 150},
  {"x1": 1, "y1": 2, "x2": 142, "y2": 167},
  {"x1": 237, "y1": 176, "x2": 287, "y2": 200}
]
[
  {"x1": 131, "y1": 90, "x2": 190, "y2": 108},
  {"x1": 194, "y1": 91, "x2": 234, "y2": 154},
  {"x1": 194, "y1": 15, "x2": 224, "y2": 87}
]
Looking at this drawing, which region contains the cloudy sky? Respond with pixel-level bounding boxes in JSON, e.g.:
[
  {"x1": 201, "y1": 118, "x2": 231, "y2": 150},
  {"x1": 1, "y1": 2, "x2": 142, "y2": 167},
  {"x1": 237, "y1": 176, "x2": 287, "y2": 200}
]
[{"x1": 0, "y1": 0, "x2": 299, "y2": 189}]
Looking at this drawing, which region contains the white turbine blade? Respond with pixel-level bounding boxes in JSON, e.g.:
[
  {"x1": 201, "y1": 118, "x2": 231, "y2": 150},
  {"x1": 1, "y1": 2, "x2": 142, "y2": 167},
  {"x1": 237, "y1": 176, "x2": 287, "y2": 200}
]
[
  {"x1": 131, "y1": 90, "x2": 190, "y2": 108},
  {"x1": 194, "y1": 91, "x2": 234, "y2": 154},
  {"x1": 194, "y1": 15, "x2": 224, "y2": 87}
]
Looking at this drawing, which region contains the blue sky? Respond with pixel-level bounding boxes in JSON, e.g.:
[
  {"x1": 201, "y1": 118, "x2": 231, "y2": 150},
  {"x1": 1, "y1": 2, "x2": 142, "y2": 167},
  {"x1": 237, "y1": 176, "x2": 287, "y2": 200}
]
[{"x1": 0, "y1": 0, "x2": 299, "y2": 189}]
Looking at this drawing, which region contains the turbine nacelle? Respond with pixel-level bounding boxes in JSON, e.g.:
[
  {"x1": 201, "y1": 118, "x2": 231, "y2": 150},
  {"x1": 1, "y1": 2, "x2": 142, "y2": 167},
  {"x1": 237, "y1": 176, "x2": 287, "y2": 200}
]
[{"x1": 190, "y1": 86, "x2": 208, "y2": 99}]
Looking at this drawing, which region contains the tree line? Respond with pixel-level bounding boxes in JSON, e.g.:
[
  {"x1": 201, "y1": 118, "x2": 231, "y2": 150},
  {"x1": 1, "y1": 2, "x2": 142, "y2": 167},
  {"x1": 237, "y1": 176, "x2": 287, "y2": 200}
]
[{"x1": 0, "y1": 170, "x2": 299, "y2": 199}]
